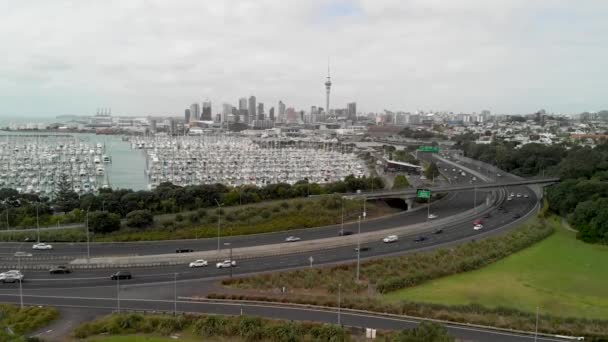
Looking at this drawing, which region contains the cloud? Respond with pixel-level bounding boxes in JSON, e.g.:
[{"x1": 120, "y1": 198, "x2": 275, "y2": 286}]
[{"x1": 0, "y1": 0, "x2": 607, "y2": 117}]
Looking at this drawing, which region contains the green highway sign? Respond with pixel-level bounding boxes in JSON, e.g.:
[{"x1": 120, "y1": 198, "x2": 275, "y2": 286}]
[
  {"x1": 418, "y1": 146, "x2": 439, "y2": 153},
  {"x1": 417, "y1": 188, "x2": 431, "y2": 199}
]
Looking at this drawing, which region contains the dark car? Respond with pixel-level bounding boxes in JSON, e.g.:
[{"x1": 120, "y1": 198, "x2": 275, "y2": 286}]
[
  {"x1": 483, "y1": 213, "x2": 491, "y2": 219},
  {"x1": 354, "y1": 246, "x2": 370, "y2": 252},
  {"x1": 110, "y1": 271, "x2": 132, "y2": 280},
  {"x1": 513, "y1": 213, "x2": 521, "y2": 219},
  {"x1": 433, "y1": 229, "x2": 443, "y2": 234},
  {"x1": 338, "y1": 230, "x2": 353, "y2": 236},
  {"x1": 176, "y1": 248, "x2": 194, "y2": 253},
  {"x1": 49, "y1": 266, "x2": 71, "y2": 274},
  {"x1": 414, "y1": 236, "x2": 427, "y2": 242}
]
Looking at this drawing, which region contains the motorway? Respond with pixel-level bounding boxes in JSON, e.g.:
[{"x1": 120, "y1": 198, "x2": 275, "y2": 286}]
[{"x1": 0, "y1": 155, "x2": 561, "y2": 341}]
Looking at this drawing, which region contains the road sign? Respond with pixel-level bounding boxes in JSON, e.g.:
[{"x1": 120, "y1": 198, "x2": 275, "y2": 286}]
[
  {"x1": 417, "y1": 188, "x2": 431, "y2": 199},
  {"x1": 309, "y1": 256, "x2": 314, "y2": 268},
  {"x1": 418, "y1": 145, "x2": 439, "y2": 153}
]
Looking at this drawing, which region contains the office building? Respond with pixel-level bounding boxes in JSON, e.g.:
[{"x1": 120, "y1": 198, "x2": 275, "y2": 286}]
[
  {"x1": 269, "y1": 107, "x2": 275, "y2": 121},
  {"x1": 189, "y1": 103, "x2": 200, "y2": 121},
  {"x1": 347, "y1": 102, "x2": 357, "y2": 121},
  {"x1": 202, "y1": 101, "x2": 212, "y2": 121},
  {"x1": 184, "y1": 109, "x2": 191, "y2": 123},
  {"x1": 222, "y1": 103, "x2": 232, "y2": 123},
  {"x1": 286, "y1": 107, "x2": 297, "y2": 123},
  {"x1": 248, "y1": 96, "x2": 257, "y2": 123},
  {"x1": 257, "y1": 103, "x2": 264, "y2": 120},
  {"x1": 278, "y1": 100, "x2": 286, "y2": 122}
]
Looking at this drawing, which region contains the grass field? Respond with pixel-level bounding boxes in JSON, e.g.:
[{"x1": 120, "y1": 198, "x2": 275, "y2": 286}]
[
  {"x1": 87, "y1": 335, "x2": 211, "y2": 342},
  {"x1": 385, "y1": 218, "x2": 608, "y2": 319}
]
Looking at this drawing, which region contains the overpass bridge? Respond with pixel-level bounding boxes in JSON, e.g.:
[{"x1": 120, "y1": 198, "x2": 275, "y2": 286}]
[{"x1": 345, "y1": 177, "x2": 559, "y2": 200}]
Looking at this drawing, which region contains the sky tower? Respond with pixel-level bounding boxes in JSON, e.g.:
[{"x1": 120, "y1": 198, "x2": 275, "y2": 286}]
[{"x1": 324, "y1": 59, "x2": 331, "y2": 114}]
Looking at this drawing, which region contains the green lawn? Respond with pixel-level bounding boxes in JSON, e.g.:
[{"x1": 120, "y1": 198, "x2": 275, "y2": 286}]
[{"x1": 385, "y1": 218, "x2": 608, "y2": 319}]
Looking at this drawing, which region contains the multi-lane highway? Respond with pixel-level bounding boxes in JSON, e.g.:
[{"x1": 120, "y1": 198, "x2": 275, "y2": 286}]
[{"x1": 0, "y1": 155, "x2": 557, "y2": 341}]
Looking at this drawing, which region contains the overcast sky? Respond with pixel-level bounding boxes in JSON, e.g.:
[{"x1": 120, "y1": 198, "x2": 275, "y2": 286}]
[{"x1": 1, "y1": 0, "x2": 607, "y2": 118}]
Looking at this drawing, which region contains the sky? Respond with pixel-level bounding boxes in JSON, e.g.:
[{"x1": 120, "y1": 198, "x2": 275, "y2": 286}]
[{"x1": 1, "y1": 0, "x2": 607, "y2": 118}]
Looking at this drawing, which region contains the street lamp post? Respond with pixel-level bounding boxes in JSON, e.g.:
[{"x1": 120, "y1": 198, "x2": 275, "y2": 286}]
[
  {"x1": 340, "y1": 198, "x2": 344, "y2": 234},
  {"x1": 174, "y1": 273, "x2": 178, "y2": 315},
  {"x1": 19, "y1": 278, "x2": 23, "y2": 309},
  {"x1": 356, "y1": 216, "x2": 361, "y2": 281},
  {"x1": 473, "y1": 185, "x2": 477, "y2": 212},
  {"x1": 117, "y1": 277, "x2": 120, "y2": 313},
  {"x1": 36, "y1": 201, "x2": 40, "y2": 243},
  {"x1": 86, "y1": 206, "x2": 91, "y2": 262},
  {"x1": 224, "y1": 242, "x2": 233, "y2": 278},
  {"x1": 214, "y1": 199, "x2": 222, "y2": 251},
  {"x1": 534, "y1": 306, "x2": 539, "y2": 342},
  {"x1": 337, "y1": 283, "x2": 342, "y2": 325}
]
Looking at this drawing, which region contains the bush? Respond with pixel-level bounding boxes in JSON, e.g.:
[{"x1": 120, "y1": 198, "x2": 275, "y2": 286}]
[
  {"x1": 126, "y1": 209, "x2": 154, "y2": 228},
  {"x1": 89, "y1": 211, "x2": 121, "y2": 234}
]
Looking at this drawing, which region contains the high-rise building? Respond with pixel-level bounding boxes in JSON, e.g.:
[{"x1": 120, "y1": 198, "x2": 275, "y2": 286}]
[
  {"x1": 347, "y1": 102, "x2": 357, "y2": 121},
  {"x1": 248, "y1": 96, "x2": 257, "y2": 123},
  {"x1": 202, "y1": 101, "x2": 212, "y2": 121},
  {"x1": 325, "y1": 60, "x2": 332, "y2": 114},
  {"x1": 222, "y1": 103, "x2": 232, "y2": 123},
  {"x1": 310, "y1": 106, "x2": 318, "y2": 123},
  {"x1": 238, "y1": 97, "x2": 248, "y2": 124},
  {"x1": 269, "y1": 107, "x2": 275, "y2": 121},
  {"x1": 189, "y1": 103, "x2": 201, "y2": 121},
  {"x1": 286, "y1": 107, "x2": 297, "y2": 123},
  {"x1": 257, "y1": 103, "x2": 264, "y2": 120},
  {"x1": 184, "y1": 109, "x2": 191, "y2": 123},
  {"x1": 278, "y1": 100, "x2": 286, "y2": 122}
]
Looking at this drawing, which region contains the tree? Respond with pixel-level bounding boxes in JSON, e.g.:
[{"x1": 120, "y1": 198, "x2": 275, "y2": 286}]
[
  {"x1": 392, "y1": 321, "x2": 454, "y2": 342},
  {"x1": 126, "y1": 209, "x2": 154, "y2": 228},
  {"x1": 393, "y1": 175, "x2": 410, "y2": 189},
  {"x1": 53, "y1": 174, "x2": 79, "y2": 213},
  {"x1": 424, "y1": 162, "x2": 440, "y2": 180},
  {"x1": 88, "y1": 211, "x2": 121, "y2": 234}
]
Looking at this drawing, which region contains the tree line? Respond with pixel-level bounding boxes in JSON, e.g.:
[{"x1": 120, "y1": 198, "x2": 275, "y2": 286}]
[
  {"x1": 0, "y1": 174, "x2": 384, "y2": 231},
  {"x1": 455, "y1": 134, "x2": 608, "y2": 244}
]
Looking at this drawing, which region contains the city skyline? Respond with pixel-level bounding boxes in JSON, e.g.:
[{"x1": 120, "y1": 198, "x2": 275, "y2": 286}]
[{"x1": 1, "y1": 0, "x2": 608, "y2": 118}]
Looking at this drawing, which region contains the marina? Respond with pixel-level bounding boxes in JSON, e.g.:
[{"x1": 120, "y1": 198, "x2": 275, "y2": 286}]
[
  {"x1": 0, "y1": 135, "x2": 111, "y2": 196},
  {"x1": 131, "y1": 135, "x2": 367, "y2": 189}
]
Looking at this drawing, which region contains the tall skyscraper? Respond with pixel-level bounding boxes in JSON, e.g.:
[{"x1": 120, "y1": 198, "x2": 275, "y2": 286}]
[
  {"x1": 324, "y1": 60, "x2": 332, "y2": 114},
  {"x1": 347, "y1": 102, "x2": 357, "y2": 121},
  {"x1": 238, "y1": 97, "x2": 248, "y2": 124},
  {"x1": 269, "y1": 107, "x2": 275, "y2": 121},
  {"x1": 278, "y1": 100, "x2": 286, "y2": 122},
  {"x1": 202, "y1": 101, "x2": 212, "y2": 121},
  {"x1": 248, "y1": 96, "x2": 257, "y2": 123},
  {"x1": 257, "y1": 103, "x2": 264, "y2": 120},
  {"x1": 286, "y1": 107, "x2": 297, "y2": 123},
  {"x1": 189, "y1": 103, "x2": 200, "y2": 121},
  {"x1": 222, "y1": 103, "x2": 232, "y2": 123},
  {"x1": 184, "y1": 109, "x2": 191, "y2": 123}
]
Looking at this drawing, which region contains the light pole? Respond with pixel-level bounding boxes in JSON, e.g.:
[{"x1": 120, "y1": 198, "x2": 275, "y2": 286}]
[
  {"x1": 214, "y1": 199, "x2": 222, "y2": 252},
  {"x1": 36, "y1": 201, "x2": 40, "y2": 243},
  {"x1": 117, "y1": 277, "x2": 120, "y2": 313},
  {"x1": 362, "y1": 197, "x2": 366, "y2": 221},
  {"x1": 340, "y1": 198, "x2": 344, "y2": 234},
  {"x1": 337, "y1": 283, "x2": 342, "y2": 326},
  {"x1": 356, "y1": 216, "x2": 361, "y2": 281},
  {"x1": 85, "y1": 206, "x2": 91, "y2": 262},
  {"x1": 224, "y1": 242, "x2": 233, "y2": 279},
  {"x1": 534, "y1": 306, "x2": 539, "y2": 342},
  {"x1": 173, "y1": 273, "x2": 178, "y2": 315},
  {"x1": 19, "y1": 278, "x2": 23, "y2": 309},
  {"x1": 473, "y1": 185, "x2": 477, "y2": 212}
]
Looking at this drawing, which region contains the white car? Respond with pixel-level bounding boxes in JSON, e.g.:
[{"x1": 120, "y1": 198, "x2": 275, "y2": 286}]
[
  {"x1": 216, "y1": 260, "x2": 236, "y2": 268},
  {"x1": 383, "y1": 235, "x2": 398, "y2": 243},
  {"x1": 516, "y1": 193, "x2": 522, "y2": 198},
  {"x1": 32, "y1": 243, "x2": 53, "y2": 250},
  {"x1": 524, "y1": 194, "x2": 529, "y2": 198},
  {"x1": 13, "y1": 251, "x2": 32, "y2": 257},
  {"x1": 0, "y1": 270, "x2": 24, "y2": 283},
  {"x1": 284, "y1": 236, "x2": 301, "y2": 242},
  {"x1": 188, "y1": 259, "x2": 208, "y2": 268},
  {"x1": 428, "y1": 214, "x2": 438, "y2": 219},
  {"x1": 507, "y1": 197, "x2": 513, "y2": 201},
  {"x1": 473, "y1": 224, "x2": 484, "y2": 230}
]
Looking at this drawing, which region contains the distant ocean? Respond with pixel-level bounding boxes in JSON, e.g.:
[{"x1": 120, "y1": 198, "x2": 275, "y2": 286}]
[{"x1": 0, "y1": 117, "x2": 148, "y2": 191}]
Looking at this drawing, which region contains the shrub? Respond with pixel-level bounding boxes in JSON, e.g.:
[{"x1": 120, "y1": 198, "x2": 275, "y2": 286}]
[
  {"x1": 126, "y1": 209, "x2": 154, "y2": 228},
  {"x1": 88, "y1": 211, "x2": 121, "y2": 234}
]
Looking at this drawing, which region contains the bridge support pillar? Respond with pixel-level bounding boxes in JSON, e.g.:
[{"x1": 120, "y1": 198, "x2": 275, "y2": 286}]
[{"x1": 404, "y1": 198, "x2": 415, "y2": 211}]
